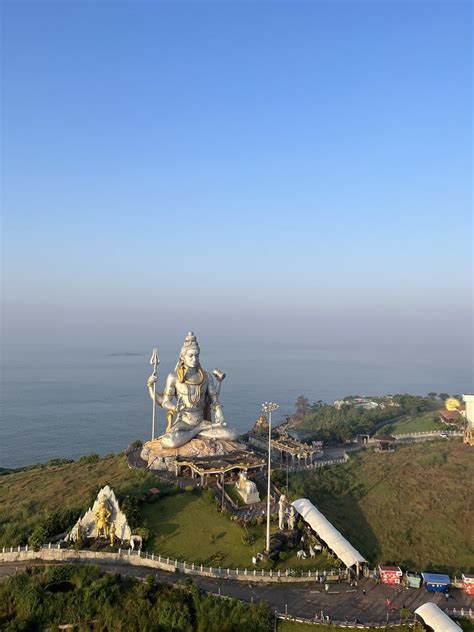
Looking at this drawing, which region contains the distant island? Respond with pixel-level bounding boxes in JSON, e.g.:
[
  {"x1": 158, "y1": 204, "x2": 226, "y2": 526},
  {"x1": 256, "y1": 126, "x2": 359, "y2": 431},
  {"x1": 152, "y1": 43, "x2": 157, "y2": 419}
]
[{"x1": 108, "y1": 352, "x2": 142, "y2": 357}]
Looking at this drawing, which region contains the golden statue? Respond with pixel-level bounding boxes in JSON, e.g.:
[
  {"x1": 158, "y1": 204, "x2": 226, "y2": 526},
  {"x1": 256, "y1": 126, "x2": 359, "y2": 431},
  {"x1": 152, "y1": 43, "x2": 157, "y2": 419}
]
[
  {"x1": 109, "y1": 521, "x2": 116, "y2": 546},
  {"x1": 95, "y1": 499, "x2": 111, "y2": 538}
]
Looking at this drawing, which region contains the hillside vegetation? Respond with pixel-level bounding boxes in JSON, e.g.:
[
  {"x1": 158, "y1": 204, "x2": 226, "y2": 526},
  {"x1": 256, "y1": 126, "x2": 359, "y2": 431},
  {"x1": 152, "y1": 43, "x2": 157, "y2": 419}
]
[
  {"x1": 274, "y1": 440, "x2": 473, "y2": 574},
  {"x1": 0, "y1": 564, "x2": 269, "y2": 631},
  {"x1": 0, "y1": 454, "x2": 162, "y2": 547},
  {"x1": 292, "y1": 395, "x2": 437, "y2": 442}
]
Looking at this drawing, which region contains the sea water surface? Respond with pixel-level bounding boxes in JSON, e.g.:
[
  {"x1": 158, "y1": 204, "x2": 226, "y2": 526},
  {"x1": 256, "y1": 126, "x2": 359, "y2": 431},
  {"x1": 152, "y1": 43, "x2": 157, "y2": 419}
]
[{"x1": 1, "y1": 342, "x2": 471, "y2": 469}]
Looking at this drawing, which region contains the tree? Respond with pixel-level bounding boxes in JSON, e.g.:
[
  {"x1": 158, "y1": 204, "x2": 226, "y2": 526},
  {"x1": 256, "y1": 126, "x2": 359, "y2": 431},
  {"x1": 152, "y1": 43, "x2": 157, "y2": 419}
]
[
  {"x1": 28, "y1": 526, "x2": 47, "y2": 551},
  {"x1": 295, "y1": 395, "x2": 309, "y2": 416},
  {"x1": 427, "y1": 392, "x2": 437, "y2": 399},
  {"x1": 439, "y1": 393, "x2": 450, "y2": 401}
]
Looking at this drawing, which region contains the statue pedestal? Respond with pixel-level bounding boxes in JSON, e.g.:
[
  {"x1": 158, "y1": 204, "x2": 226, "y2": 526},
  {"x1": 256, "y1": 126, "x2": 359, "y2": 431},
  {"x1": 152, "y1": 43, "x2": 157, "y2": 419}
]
[
  {"x1": 141, "y1": 436, "x2": 246, "y2": 471},
  {"x1": 235, "y1": 486, "x2": 260, "y2": 504}
]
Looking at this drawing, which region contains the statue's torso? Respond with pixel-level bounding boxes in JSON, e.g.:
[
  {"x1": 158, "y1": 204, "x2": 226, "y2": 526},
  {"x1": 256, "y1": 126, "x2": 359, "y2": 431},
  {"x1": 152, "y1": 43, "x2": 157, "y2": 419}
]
[{"x1": 165, "y1": 368, "x2": 210, "y2": 425}]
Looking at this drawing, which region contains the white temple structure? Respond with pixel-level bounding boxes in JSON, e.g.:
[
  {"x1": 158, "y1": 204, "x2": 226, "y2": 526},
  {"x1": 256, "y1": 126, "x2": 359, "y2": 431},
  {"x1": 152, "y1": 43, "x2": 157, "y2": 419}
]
[{"x1": 66, "y1": 485, "x2": 131, "y2": 542}]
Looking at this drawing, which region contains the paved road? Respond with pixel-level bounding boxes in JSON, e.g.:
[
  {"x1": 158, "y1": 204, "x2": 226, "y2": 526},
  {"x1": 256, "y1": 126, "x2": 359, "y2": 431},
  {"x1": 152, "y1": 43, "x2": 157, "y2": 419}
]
[{"x1": 1, "y1": 561, "x2": 472, "y2": 624}]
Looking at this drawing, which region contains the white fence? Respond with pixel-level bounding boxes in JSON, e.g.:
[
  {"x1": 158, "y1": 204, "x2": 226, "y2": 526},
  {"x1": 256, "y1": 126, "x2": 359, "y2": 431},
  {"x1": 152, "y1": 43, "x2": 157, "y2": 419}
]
[
  {"x1": 0, "y1": 544, "x2": 343, "y2": 583},
  {"x1": 393, "y1": 430, "x2": 463, "y2": 439}
]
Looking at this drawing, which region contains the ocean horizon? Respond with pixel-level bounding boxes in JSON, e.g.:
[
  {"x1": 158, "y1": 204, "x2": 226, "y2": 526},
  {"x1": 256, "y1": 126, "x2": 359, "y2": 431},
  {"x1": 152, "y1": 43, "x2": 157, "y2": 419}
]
[{"x1": 1, "y1": 342, "x2": 471, "y2": 469}]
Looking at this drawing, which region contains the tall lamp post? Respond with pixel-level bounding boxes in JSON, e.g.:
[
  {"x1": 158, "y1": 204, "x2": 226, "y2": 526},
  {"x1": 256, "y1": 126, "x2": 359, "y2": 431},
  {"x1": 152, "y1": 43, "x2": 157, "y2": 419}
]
[{"x1": 262, "y1": 401, "x2": 279, "y2": 554}]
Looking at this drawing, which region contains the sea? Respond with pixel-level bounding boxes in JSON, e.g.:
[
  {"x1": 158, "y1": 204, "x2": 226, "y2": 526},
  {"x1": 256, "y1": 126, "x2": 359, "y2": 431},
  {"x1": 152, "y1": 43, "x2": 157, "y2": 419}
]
[{"x1": 1, "y1": 342, "x2": 471, "y2": 469}]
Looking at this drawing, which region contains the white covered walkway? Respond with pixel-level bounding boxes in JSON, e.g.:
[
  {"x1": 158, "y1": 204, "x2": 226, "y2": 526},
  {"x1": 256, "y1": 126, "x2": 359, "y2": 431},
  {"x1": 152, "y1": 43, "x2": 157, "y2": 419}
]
[
  {"x1": 292, "y1": 498, "x2": 367, "y2": 575},
  {"x1": 414, "y1": 602, "x2": 461, "y2": 631}
]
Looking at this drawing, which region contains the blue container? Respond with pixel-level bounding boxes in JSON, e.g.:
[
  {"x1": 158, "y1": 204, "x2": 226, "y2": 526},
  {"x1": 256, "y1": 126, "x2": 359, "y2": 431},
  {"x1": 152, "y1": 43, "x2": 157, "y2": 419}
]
[{"x1": 421, "y1": 572, "x2": 451, "y2": 592}]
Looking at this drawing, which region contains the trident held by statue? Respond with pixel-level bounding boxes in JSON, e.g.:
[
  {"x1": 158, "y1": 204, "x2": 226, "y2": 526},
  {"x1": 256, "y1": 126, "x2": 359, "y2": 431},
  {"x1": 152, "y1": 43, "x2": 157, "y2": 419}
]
[{"x1": 149, "y1": 348, "x2": 160, "y2": 440}]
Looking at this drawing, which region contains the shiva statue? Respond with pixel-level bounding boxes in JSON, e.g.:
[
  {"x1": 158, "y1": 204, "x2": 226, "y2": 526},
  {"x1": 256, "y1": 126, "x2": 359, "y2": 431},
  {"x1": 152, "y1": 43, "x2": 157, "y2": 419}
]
[{"x1": 147, "y1": 332, "x2": 237, "y2": 449}]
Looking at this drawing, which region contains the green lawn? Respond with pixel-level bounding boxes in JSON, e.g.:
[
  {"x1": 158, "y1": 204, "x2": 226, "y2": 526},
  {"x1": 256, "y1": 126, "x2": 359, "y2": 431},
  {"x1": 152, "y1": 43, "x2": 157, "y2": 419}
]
[
  {"x1": 141, "y1": 492, "x2": 337, "y2": 571},
  {"x1": 380, "y1": 411, "x2": 446, "y2": 434},
  {"x1": 141, "y1": 492, "x2": 267, "y2": 568}
]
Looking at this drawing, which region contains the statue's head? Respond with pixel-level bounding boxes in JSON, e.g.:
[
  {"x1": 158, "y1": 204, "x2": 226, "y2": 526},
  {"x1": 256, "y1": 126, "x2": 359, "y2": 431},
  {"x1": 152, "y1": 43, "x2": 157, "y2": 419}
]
[{"x1": 179, "y1": 331, "x2": 200, "y2": 370}]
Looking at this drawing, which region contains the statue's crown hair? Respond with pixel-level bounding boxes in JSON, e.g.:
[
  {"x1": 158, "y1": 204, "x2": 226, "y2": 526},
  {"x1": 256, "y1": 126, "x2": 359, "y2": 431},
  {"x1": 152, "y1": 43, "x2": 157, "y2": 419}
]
[{"x1": 180, "y1": 331, "x2": 200, "y2": 356}]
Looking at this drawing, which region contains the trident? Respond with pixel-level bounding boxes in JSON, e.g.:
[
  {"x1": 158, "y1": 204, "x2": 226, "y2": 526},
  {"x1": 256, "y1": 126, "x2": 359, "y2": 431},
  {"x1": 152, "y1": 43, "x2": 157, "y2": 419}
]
[{"x1": 149, "y1": 348, "x2": 160, "y2": 440}]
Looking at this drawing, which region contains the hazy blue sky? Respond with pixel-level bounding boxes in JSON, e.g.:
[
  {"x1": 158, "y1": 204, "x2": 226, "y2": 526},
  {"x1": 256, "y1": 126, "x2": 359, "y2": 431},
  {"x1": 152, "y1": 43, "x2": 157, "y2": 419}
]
[{"x1": 2, "y1": 1, "x2": 472, "y2": 355}]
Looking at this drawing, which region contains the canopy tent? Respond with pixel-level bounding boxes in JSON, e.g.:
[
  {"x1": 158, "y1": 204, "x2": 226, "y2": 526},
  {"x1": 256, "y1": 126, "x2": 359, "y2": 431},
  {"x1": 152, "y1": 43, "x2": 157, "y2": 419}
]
[
  {"x1": 414, "y1": 602, "x2": 461, "y2": 631},
  {"x1": 291, "y1": 498, "x2": 366, "y2": 571}
]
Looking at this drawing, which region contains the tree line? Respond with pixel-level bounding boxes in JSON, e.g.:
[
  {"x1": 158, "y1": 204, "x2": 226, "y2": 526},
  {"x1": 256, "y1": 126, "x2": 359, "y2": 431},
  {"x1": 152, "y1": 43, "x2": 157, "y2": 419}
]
[{"x1": 0, "y1": 564, "x2": 270, "y2": 631}]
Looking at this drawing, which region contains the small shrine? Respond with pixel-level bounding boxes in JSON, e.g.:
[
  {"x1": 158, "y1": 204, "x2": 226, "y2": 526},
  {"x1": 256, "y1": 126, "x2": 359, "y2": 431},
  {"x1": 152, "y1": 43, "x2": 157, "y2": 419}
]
[{"x1": 66, "y1": 485, "x2": 131, "y2": 544}]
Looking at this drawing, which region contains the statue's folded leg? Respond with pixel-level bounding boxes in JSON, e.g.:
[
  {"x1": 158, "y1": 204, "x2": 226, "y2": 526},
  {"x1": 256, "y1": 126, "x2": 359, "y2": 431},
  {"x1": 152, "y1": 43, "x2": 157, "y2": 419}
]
[
  {"x1": 198, "y1": 425, "x2": 238, "y2": 441},
  {"x1": 160, "y1": 424, "x2": 205, "y2": 449}
]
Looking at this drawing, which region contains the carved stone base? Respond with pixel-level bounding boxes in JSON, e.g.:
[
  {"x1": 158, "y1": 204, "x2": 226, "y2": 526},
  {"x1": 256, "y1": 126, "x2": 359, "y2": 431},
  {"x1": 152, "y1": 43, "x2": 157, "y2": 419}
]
[{"x1": 141, "y1": 436, "x2": 246, "y2": 470}]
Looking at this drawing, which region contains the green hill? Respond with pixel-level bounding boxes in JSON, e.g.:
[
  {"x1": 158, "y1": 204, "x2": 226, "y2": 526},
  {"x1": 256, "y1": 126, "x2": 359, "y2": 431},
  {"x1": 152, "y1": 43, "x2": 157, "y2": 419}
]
[
  {"x1": 0, "y1": 454, "x2": 161, "y2": 547},
  {"x1": 276, "y1": 440, "x2": 473, "y2": 574}
]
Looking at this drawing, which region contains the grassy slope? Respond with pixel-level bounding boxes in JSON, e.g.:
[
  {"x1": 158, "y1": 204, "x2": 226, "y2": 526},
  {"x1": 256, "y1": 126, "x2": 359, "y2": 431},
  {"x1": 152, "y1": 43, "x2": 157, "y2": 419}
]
[
  {"x1": 0, "y1": 455, "x2": 161, "y2": 546},
  {"x1": 288, "y1": 441, "x2": 473, "y2": 573},
  {"x1": 2, "y1": 442, "x2": 472, "y2": 574},
  {"x1": 380, "y1": 411, "x2": 446, "y2": 434}
]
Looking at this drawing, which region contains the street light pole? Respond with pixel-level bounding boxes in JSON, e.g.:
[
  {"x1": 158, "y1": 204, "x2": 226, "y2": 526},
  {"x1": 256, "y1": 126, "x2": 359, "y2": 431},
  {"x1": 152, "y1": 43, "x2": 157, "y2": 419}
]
[{"x1": 262, "y1": 401, "x2": 279, "y2": 554}]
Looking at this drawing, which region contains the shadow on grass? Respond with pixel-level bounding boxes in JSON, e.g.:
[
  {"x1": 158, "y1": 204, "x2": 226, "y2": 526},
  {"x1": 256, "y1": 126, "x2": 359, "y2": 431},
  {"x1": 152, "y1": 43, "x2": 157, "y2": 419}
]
[{"x1": 316, "y1": 494, "x2": 381, "y2": 564}]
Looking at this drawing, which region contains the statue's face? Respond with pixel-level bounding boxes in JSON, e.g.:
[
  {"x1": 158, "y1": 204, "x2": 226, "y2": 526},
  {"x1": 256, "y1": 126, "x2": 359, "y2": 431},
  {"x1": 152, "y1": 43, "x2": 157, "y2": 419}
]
[{"x1": 183, "y1": 348, "x2": 199, "y2": 369}]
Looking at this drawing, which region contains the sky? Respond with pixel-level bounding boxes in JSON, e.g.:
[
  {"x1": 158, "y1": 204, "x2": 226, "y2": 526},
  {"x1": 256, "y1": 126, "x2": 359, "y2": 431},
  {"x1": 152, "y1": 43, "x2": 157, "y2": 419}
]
[{"x1": 1, "y1": 0, "x2": 472, "y2": 356}]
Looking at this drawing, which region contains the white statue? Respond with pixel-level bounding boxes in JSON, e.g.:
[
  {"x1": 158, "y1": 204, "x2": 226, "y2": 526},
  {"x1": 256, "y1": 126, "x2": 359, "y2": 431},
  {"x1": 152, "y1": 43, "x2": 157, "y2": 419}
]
[
  {"x1": 236, "y1": 470, "x2": 260, "y2": 504},
  {"x1": 288, "y1": 505, "x2": 296, "y2": 530},
  {"x1": 278, "y1": 494, "x2": 288, "y2": 530},
  {"x1": 147, "y1": 332, "x2": 237, "y2": 448},
  {"x1": 309, "y1": 545, "x2": 316, "y2": 558},
  {"x1": 297, "y1": 549, "x2": 307, "y2": 559}
]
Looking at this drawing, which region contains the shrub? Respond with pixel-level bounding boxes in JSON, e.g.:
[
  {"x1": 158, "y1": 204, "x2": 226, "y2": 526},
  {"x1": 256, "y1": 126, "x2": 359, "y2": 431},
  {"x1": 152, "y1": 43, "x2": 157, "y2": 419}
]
[
  {"x1": 256, "y1": 516, "x2": 264, "y2": 525},
  {"x1": 125, "y1": 440, "x2": 143, "y2": 453},
  {"x1": 28, "y1": 526, "x2": 47, "y2": 551},
  {"x1": 278, "y1": 551, "x2": 288, "y2": 561},
  {"x1": 241, "y1": 534, "x2": 255, "y2": 546},
  {"x1": 79, "y1": 453, "x2": 100, "y2": 464},
  {"x1": 184, "y1": 485, "x2": 194, "y2": 493},
  {"x1": 134, "y1": 527, "x2": 151, "y2": 543}
]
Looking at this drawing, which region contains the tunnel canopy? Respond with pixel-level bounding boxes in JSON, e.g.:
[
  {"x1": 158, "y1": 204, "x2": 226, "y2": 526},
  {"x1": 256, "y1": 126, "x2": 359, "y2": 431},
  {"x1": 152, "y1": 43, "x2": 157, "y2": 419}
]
[
  {"x1": 414, "y1": 602, "x2": 461, "y2": 631},
  {"x1": 291, "y1": 498, "x2": 366, "y2": 569}
]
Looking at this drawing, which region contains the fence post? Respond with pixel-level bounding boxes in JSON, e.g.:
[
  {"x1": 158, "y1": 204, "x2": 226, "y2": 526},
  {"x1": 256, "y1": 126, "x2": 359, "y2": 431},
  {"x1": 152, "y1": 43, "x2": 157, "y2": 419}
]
[{"x1": 152, "y1": 552, "x2": 154, "y2": 561}]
